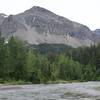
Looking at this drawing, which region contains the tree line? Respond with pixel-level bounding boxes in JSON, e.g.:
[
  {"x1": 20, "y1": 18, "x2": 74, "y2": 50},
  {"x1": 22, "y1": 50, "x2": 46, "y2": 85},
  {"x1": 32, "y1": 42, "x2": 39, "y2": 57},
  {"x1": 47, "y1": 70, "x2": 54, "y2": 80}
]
[{"x1": 0, "y1": 34, "x2": 100, "y2": 83}]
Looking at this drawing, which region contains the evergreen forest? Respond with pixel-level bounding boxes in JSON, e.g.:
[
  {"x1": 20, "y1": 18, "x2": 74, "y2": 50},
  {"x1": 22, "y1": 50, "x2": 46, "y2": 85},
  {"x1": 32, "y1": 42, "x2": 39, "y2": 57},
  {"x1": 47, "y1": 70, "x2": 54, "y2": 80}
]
[{"x1": 0, "y1": 34, "x2": 100, "y2": 84}]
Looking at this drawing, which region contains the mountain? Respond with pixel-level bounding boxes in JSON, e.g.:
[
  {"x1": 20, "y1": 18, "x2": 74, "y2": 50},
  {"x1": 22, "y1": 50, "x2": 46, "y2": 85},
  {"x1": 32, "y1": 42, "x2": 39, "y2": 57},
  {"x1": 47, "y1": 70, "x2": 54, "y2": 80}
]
[
  {"x1": 0, "y1": 13, "x2": 7, "y2": 25},
  {"x1": 0, "y1": 6, "x2": 100, "y2": 47},
  {"x1": 94, "y1": 29, "x2": 100, "y2": 36}
]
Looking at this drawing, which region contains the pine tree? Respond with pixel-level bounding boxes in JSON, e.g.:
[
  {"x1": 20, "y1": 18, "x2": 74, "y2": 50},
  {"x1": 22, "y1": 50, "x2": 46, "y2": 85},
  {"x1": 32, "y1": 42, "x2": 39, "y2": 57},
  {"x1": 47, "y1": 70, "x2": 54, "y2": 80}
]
[{"x1": 7, "y1": 36, "x2": 26, "y2": 80}]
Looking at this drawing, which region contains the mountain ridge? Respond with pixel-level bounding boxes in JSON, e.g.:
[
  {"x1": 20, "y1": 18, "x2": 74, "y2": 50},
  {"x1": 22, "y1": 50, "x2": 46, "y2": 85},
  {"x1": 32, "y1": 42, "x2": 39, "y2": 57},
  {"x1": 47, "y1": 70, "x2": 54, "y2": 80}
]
[{"x1": 0, "y1": 6, "x2": 99, "y2": 47}]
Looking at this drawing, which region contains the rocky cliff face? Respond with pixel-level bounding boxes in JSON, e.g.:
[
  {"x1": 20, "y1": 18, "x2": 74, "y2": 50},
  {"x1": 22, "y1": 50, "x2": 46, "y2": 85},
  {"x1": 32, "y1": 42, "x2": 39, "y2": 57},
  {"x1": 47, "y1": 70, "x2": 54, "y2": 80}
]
[{"x1": 0, "y1": 6, "x2": 99, "y2": 47}]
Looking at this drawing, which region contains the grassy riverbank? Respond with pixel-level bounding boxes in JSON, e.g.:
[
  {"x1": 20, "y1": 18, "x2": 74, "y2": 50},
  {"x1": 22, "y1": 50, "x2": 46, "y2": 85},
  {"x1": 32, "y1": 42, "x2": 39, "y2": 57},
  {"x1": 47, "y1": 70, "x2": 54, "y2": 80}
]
[{"x1": 0, "y1": 79, "x2": 84, "y2": 85}]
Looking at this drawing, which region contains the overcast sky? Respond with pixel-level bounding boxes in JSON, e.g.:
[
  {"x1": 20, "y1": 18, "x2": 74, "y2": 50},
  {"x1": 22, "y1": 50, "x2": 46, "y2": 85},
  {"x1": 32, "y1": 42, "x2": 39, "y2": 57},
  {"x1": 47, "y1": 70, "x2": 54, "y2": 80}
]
[{"x1": 0, "y1": 0, "x2": 99, "y2": 30}]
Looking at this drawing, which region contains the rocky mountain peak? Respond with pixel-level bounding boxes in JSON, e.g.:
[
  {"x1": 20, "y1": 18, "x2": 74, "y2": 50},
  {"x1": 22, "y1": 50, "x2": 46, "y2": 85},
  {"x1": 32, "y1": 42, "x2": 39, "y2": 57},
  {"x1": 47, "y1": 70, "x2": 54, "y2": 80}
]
[
  {"x1": 26, "y1": 6, "x2": 54, "y2": 14},
  {"x1": 0, "y1": 6, "x2": 100, "y2": 47}
]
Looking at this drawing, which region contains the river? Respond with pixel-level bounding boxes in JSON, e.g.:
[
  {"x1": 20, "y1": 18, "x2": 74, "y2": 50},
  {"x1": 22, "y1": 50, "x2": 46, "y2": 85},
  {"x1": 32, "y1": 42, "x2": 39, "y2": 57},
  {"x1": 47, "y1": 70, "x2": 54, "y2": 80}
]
[{"x1": 0, "y1": 82, "x2": 100, "y2": 100}]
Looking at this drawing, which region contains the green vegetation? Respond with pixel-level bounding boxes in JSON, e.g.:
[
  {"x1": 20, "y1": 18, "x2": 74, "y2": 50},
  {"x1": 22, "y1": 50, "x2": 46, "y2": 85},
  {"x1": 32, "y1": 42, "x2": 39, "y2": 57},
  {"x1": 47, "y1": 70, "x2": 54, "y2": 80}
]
[{"x1": 0, "y1": 34, "x2": 100, "y2": 84}]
